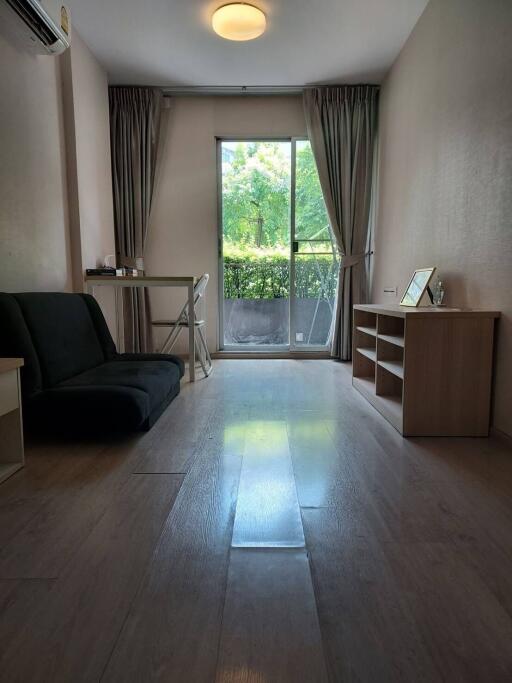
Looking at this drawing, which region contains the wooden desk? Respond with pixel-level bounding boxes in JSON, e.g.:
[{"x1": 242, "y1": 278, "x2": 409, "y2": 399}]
[
  {"x1": 85, "y1": 276, "x2": 197, "y2": 381},
  {"x1": 0, "y1": 358, "x2": 25, "y2": 484},
  {"x1": 352, "y1": 304, "x2": 500, "y2": 436}
]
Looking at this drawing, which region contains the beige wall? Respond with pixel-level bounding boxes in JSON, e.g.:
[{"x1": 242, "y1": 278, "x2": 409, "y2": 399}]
[
  {"x1": 372, "y1": 0, "x2": 512, "y2": 436},
  {"x1": 65, "y1": 32, "x2": 115, "y2": 276},
  {"x1": 63, "y1": 32, "x2": 116, "y2": 338},
  {"x1": 147, "y1": 96, "x2": 307, "y2": 352},
  {"x1": 0, "y1": 28, "x2": 116, "y2": 340},
  {"x1": 0, "y1": 33, "x2": 72, "y2": 292}
]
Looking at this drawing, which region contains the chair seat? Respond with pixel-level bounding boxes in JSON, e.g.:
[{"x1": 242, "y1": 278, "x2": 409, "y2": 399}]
[{"x1": 152, "y1": 319, "x2": 205, "y2": 327}]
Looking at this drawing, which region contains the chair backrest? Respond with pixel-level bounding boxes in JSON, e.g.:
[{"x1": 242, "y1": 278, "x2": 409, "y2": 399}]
[
  {"x1": 194, "y1": 274, "x2": 209, "y2": 303},
  {"x1": 174, "y1": 274, "x2": 209, "y2": 324}
]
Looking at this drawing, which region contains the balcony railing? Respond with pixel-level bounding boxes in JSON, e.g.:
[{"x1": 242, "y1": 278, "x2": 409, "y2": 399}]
[
  {"x1": 223, "y1": 257, "x2": 339, "y2": 346},
  {"x1": 223, "y1": 257, "x2": 338, "y2": 300}
]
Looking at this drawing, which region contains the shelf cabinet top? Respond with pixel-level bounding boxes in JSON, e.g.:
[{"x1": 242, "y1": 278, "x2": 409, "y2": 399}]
[
  {"x1": 0, "y1": 358, "x2": 24, "y2": 374},
  {"x1": 354, "y1": 304, "x2": 500, "y2": 319}
]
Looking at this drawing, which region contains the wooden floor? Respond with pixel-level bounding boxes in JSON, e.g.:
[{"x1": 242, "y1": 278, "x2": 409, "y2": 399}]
[{"x1": 1, "y1": 360, "x2": 512, "y2": 682}]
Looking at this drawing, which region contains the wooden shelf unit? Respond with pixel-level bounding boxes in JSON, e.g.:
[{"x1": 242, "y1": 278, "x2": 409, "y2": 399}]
[
  {"x1": 0, "y1": 358, "x2": 25, "y2": 484},
  {"x1": 352, "y1": 305, "x2": 500, "y2": 436}
]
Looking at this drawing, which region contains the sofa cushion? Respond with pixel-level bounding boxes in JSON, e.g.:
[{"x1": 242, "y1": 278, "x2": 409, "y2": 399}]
[
  {"x1": 27, "y1": 385, "x2": 151, "y2": 432},
  {"x1": 58, "y1": 360, "x2": 181, "y2": 413},
  {"x1": 13, "y1": 293, "x2": 105, "y2": 387},
  {"x1": 115, "y1": 352, "x2": 185, "y2": 378}
]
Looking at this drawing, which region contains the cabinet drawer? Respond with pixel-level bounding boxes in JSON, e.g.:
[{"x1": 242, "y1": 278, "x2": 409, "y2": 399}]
[{"x1": 0, "y1": 370, "x2": 19, "y2": 417}]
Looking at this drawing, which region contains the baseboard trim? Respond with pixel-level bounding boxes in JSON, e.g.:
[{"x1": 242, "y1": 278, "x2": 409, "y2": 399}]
[
  {"x1": 211, "y1": 351, "x2": 332, "y2": 360},
  {"x1": 159, "y1": 350, "x2": 332, "y2": 361},
  {"x1": 490, "y1": 426, "x2": 512, "y2": 447}
]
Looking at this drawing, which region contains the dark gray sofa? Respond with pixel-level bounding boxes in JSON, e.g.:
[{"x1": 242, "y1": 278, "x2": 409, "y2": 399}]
[{"x1": 0, "y1": 292, "x2": 184, "y2": 432}]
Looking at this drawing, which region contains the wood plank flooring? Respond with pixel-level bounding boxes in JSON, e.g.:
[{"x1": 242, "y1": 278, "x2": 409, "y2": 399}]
[
  {"x1": 0, "y1": 359, "x2": 512, "y2": 682},
  {"x1": 232, "y1": 420, "x2": 305, "y2": 548},
  {"x1": 215, "y1": 549, "x2": 328, "y2": 682}
]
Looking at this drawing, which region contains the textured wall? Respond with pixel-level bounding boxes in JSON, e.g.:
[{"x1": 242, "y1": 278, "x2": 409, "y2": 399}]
[
  {"x1": 0, "y1": 28, "x2": 116, "y2": 339},
  {"x1": 372, "y1": 0, "x2": 512, "y2": 436},
  {"x1": 66, "y1": 32, "x2": 115, "y2": 277},
  {"x1": 146, "y1": 96, "x2": 307, "y2": 353},
  {"x1": 63, "y1": 32, "x2": 116, "y2": 339},
  {"x1": 0, "y1": 34, "x2": 72, "y2": 292}
]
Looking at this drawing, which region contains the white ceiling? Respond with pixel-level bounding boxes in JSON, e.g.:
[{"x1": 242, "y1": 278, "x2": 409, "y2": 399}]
[{"x1": 66, "y1": 0, "x2": 428, "y2": 86}]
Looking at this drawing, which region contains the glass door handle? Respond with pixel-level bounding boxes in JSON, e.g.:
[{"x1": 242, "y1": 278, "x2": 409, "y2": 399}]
[{"x1": 292, "y1": 241, "x2": 299, "y2": 253}]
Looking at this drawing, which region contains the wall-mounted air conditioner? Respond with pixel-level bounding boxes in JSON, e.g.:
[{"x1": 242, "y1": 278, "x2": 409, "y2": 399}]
[{"x1": 0, "y1": 0, "x2": 71, "y2": 55}]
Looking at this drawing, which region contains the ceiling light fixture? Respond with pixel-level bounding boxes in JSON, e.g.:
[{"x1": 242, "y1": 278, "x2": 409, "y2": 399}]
[{"x1": 212, "y1": 3, "x2": 266, "y2": 41}]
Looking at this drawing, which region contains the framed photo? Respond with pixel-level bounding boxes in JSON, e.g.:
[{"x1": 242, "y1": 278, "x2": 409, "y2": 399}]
[{"x1": 400, "y1": 267, "x2": 436, "y2": 307}]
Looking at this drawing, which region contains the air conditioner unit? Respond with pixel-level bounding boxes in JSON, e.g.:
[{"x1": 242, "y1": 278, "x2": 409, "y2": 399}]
[{"x1": 0, "y1": 0, "x2": 71, "y2": 55}]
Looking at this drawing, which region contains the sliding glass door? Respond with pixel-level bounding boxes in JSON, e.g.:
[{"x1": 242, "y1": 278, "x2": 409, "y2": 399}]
[
  {"x1": 290, "y1": 140, "x2": 338, "y2": 349},
  {"x1": 219, "y1": 138, "x2": 337, "y2": 351}
]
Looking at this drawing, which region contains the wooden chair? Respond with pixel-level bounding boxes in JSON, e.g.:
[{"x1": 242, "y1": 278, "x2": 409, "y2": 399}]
[{"x1": 152, "y1": 274, "x2": 213, "y2": 378}]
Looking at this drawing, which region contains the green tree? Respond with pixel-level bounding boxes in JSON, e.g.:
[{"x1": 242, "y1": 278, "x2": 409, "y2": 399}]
[
  {"x1": 221, "y1": 141, "x2": 337, "y2": 301},
  {"x1": 222, "y1": 142, "x2": 290, "y2": 249},
  {"x1": 295, "y1": 142, "x2": 330, "y2": 241}
]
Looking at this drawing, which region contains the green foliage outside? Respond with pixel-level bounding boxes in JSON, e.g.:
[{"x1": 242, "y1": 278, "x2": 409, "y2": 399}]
[
  {"x1": 224, "y1": 251, "x2": 337, "y2": 300},
  {"x1": 222, "y1": 141, "x2": 336, "y2": 300}
]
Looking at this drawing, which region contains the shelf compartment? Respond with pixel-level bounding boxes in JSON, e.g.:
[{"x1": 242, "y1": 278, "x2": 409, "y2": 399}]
[
  {"x1": 353, "y1": 376, "x2": 402, "y2": 432},
  {"x1": 354, "y1": 309, "x2": 377, "y2": 331},
  {"x1": 378, "y1": 333, "x2": 404, "y2": 348},
  {"x1": 378, "y1": 360, "x2": 404, "y2": 380},
  {"x1": 375, "y1": 363, "x2": 403, "y2": 433},
  {"x1": 377, "y1": 333, "x2": 403, "y2": 381},
  {"x1": 377, "y1": 313, "x2": 404, "y2": 339},
  {"x1": 356, "y1": 347, "x2": 376, "y2": 362},
  {"x1": 356, "y1": 325, "x2": 377, "y2": 338},
  {"x1": 353, "y1": 351, "x2": 376, "y2": 382}
]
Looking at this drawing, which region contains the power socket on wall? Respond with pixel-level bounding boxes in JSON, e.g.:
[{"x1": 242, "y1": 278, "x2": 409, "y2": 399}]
[{"x1": 383, "y1": 286, "x2": 398, "y2": 298}]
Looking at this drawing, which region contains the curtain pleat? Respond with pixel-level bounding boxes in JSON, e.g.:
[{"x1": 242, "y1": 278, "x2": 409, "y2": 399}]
[
  {"x1": 303, "y1": 86, "x2": 379, "y2": 360},
  {"x1": 109, "y1": 87, "x2": 163, "y2": 353}
]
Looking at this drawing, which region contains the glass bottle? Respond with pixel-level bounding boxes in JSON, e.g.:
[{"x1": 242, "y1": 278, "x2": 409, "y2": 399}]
[{"x1": 434, "y1": 278, "x2": 445, "y2": 306}]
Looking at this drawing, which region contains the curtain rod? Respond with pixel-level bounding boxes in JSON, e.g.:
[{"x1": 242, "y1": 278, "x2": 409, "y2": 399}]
[
  {"x1": 161, "y1": 86, "x2": 305, "y2": 97},
  {"x1": 109, "y1": 85, "x2": 380, "y2": 97}
]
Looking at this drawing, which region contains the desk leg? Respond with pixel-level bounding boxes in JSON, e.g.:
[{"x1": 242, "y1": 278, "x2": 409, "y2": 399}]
[
  {"x1": 114, "y1": 287, "x2": 124, "y2": 352},
  {"x1": 188, "y1": 283, "x2": 195, "y2": 382}
]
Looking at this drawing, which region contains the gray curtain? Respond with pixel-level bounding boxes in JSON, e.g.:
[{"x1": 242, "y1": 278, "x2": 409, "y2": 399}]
[
  {"x1": 303, "y1": 86, "x2": 379, "y2": 360},
  {"x1": 109, "y1": 87, "x2": 163, "y2": 352}
]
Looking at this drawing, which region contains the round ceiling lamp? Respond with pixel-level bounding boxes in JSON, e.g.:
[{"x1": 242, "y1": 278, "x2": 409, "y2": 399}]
[{"x1": 212, "y1": 3, "x2": 266, "y2": 41}]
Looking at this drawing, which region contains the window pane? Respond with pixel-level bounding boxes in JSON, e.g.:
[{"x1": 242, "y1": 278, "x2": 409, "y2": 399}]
[
  {"x1": 222, "y1": 141, "x2": 291, "y2": 346},
  {"x1": 292, "y1": 140, "x2": 338, "y2": 348},
  {"x1": 292, "y1": 253, "x2": 338, "y2": 347},
  {"x1": 295, "y1": 140, "x2": 330, "y2": 241}
]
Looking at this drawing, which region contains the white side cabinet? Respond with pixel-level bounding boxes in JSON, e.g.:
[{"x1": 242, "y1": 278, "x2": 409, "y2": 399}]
[{"x1": 0, "y1": 358, "x2": 24, "y2": 484}]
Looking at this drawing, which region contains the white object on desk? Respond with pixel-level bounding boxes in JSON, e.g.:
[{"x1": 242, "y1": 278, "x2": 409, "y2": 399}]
[
  {"x1": 0, "y1": 358, "x2": 25, "y2": 484},
  {"x1": 85, "y1": 275, "x2": 197, "y2": 382}
]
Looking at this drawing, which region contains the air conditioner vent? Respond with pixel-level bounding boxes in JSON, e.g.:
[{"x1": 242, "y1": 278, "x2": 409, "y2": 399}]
[
  {"x1": 1, "y1": 0, "x2": 71, "y2": 54},
  {"x1": 6, "y1": 0, "x2": 58, "y2": 45}
]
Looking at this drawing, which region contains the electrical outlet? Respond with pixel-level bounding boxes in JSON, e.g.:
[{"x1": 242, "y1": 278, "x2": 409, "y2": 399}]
[{"x1": 383, "y1": 286, "x2": 398, "y2": 297}]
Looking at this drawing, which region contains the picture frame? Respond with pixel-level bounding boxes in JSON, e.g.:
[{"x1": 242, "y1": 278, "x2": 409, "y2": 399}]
[{"x1": 400, "y1": 267, "x2": 436, "y2": 307}]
